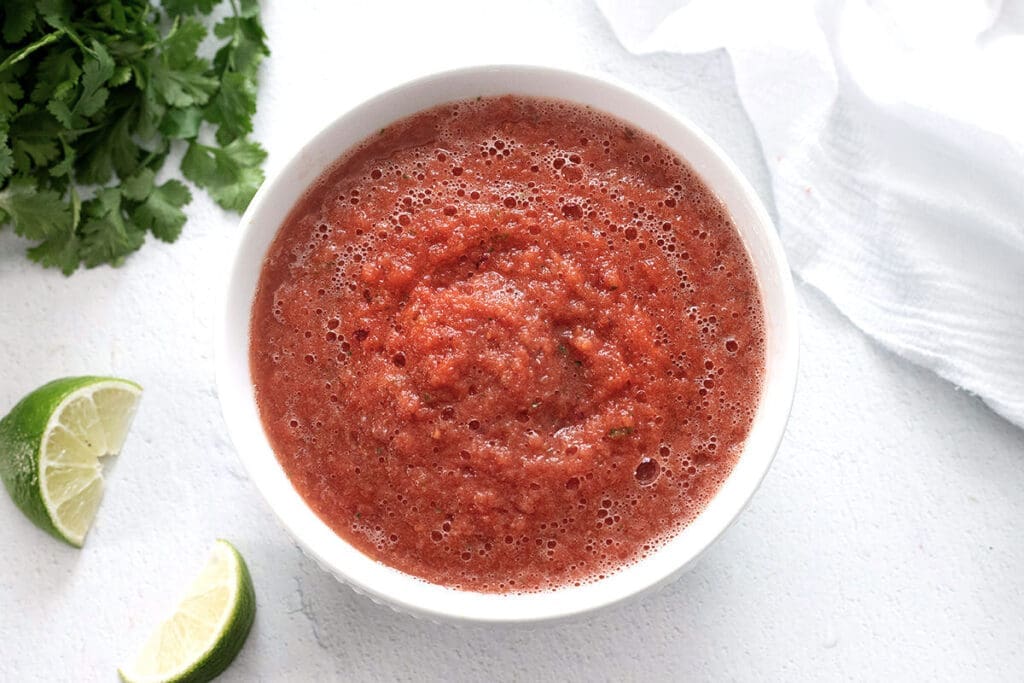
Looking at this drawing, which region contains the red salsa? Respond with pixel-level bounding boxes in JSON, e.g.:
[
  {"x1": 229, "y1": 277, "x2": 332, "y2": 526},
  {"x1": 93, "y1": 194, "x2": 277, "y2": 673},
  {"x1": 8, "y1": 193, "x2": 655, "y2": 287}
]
[{"x1": 250, "y1": 96, "x2": 765, "y2": 592}]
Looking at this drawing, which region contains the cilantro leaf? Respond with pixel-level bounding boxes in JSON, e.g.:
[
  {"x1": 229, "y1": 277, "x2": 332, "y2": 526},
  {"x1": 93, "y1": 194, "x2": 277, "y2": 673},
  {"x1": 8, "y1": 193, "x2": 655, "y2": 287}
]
[
  {"x1": 162, "y1": 0, "x2": 218, "y2": 15},
  {"x1": 11, "y1": 137, "x2": 59, "y2": 171},
  {"x1": 236, "y1": 0, "x2": 261, "y2": 19},
  {"x1": 181, "y1": 139, "x2": 265, "y2": 211},
  {"x1": 48, "y1": 136, "x2": 75, "y2": 178},
  {"x1": 134, "y1": 89, "x2": 165, "y2": 141},
  {"x1": 205, "y1": 71, "x2": 255, "y2": 144},
  {"x1": 149, "y1": 58, "x2": 218, "y2": 108},
  {"x1": 9, "y1": 107, "x2": 61, "y2": 173},
  {"x1": 96, "y1": 1, "x2": 135, "y2": 32},
  {"x1": 2, "y1": 0, "x2": 36, "y2": 44},
  {"x1": 79, "y1": 187, "x2": 145, "y2": 267},
  {"x1": 132, "y1": 179, "x2": 191, "y2": 242},
  {"x1": 121, "y1": 167, "x2": 190, "y2": 241},
  {"x1": 0, "y1": 129, "x2": 13, "y2": 180},
  {"x1": 45, "y1": 42, "x2": 113, "y2": 129},
  {"x1": 0, "y1": 76, "x2": 25, "y2": 118},
  {"x1": 74, "y1": 103, "x2": 140, "y2": 184},
  {"x1": 159, "y1": 106, "x2": 202, "y2": 139},
  {"x1": 206, "y1": 11, "x2": 267, "y2": 144},
  {"x1": 26, "y1": 232, "x2": 81, "y2": 274},
  {"x1": 121, "y1": 167, "x2": 156, "y2": 201},
  {"x1": 607, "y1": 426, "x2": 635, "y2": 439},
  {"x1": 163, "y1": 17, "x2": 207, "y2": 66},
  {"x1": 213, "y1": 15, "x2": 268, "y2": 77},
  {"x1": 37, "y1": 0, "x2": 71, "y2": 30},
  {"x1": 0, "y1": 0, "x2": 269, "y2": 273},
  {"x1": 30, "y1": 47, "x2": 81, "y2": 104},
  {"x1": 0, "y1": 180, "x2": 70, "y2": 240},
  {"x1": 149, "y1": 18, "x2": 218, "y2": 108},
  {"x1": 76, "y1": 42, "x2": 114, "y2": 116},
  {"x1": 28, "y1": 182, "x2": 82, "y2": 274}
]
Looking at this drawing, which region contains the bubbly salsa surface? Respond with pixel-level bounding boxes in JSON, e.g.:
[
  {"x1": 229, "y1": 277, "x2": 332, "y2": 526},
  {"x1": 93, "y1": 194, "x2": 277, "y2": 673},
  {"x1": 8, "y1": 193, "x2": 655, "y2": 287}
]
[{"x1": 250, "y1": 96, "x2": 765, "y2": 592}]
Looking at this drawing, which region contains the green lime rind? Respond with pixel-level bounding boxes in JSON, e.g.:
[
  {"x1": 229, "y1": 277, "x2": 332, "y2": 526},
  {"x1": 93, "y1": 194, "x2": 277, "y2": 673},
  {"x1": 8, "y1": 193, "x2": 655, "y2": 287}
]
[
  {"x1": 118, "y1": 540, "x2": 257, "y2": 683},
  {"x1": 177, "y1": 541, "x2": 257, "y2": 683},
  {"x1": 0, "y1": 376, "x2": 141, "y2": 547}
]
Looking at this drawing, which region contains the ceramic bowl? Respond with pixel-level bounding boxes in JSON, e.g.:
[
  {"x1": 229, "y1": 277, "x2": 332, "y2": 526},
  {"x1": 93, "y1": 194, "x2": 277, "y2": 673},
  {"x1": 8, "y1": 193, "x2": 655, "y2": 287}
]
[{"x1": 217, "y1": 65, "x2": 799, "y2": 624}]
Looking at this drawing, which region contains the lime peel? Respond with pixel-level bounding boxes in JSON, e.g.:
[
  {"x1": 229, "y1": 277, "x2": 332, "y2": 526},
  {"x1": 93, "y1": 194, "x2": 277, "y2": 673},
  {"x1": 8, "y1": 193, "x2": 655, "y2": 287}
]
[
  {"x1": 0, "y1": 376, "x2": 142, "y2": 546},
  {"x1": 119, "y1": 540, "x2": 256, "y2": 683}
]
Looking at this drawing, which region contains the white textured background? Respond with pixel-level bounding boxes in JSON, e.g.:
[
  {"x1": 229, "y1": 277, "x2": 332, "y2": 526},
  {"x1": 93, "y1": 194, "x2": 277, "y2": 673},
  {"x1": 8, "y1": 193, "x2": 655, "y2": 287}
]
[{"x1": 1, "y1": 2, "x2": 1022, "y2": 680}]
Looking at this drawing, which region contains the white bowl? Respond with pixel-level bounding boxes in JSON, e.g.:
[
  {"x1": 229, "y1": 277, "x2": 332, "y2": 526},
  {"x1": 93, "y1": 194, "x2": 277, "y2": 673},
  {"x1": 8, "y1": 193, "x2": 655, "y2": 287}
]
[{"x1": 217, "y1": 65, "x2": 798, "y2": 624}]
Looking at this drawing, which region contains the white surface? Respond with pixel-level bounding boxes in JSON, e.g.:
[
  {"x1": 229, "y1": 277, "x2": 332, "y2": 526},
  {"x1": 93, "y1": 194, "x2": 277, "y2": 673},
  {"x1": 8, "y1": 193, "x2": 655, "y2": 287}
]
[
  {"x1": 0, "y1": 1, "x2": 1022, "y2": 680},
  {"x1": 597, "y1": 0, "x2": 1024, "y2": 427},
  {"x1": 220, "y1": 65, "x2": 798, "y2": 623}
]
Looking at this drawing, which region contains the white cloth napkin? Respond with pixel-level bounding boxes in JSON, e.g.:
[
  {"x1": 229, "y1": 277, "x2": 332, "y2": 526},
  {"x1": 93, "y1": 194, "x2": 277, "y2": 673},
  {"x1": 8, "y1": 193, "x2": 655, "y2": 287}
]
[{"x1": 596, "y1": 0, "x2": 1024, "y2": 427}]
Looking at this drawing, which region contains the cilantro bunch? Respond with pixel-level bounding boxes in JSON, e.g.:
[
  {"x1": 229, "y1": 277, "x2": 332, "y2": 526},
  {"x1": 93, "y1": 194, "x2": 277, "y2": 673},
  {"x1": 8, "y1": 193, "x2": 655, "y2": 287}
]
[{"x1": 0, "y1": 0, "x2": 269, "y2": 274}]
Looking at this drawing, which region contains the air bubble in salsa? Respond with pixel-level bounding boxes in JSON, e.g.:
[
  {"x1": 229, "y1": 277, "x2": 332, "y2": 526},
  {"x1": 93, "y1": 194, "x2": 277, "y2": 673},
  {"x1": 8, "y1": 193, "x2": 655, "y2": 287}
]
[{"x1": 250, "y1": 96, "x2": 765, "y2": 592}]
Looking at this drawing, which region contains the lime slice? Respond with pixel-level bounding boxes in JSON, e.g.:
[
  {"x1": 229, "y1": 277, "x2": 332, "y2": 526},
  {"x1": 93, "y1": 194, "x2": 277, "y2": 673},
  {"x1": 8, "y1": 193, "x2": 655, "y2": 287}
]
[
  {"x1": 120, "y1": 540, "x2": 257, "y2": 683},
  {"x1": 0, "y1": 376, "x2": 142, "y2": 547}
]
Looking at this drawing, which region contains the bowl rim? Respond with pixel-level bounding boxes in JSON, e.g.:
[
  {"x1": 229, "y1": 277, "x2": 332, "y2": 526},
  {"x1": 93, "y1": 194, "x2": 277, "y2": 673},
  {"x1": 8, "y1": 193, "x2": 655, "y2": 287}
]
[{"x1": 216, "y1": 64, "x2": 799, "y2": 624}]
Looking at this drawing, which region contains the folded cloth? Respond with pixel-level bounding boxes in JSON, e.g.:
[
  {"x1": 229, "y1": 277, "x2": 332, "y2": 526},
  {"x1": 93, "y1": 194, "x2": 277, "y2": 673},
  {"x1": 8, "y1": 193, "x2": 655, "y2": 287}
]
[{"x1": 596, "y1": 0, "x2": 1024, "y2": 427}]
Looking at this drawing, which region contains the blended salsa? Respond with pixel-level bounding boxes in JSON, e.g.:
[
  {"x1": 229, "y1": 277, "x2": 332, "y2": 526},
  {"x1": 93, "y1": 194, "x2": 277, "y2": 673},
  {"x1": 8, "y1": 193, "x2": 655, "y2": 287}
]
[{"x1": 250, "y1": 96, "x2": 765, "y2": 592}]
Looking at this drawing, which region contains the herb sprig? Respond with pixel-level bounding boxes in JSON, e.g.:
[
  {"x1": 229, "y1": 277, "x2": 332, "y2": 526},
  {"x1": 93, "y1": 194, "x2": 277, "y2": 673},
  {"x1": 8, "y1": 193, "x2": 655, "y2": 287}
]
[{"x1": 0, "y1": 0, "x2": 269, "y2": 274}]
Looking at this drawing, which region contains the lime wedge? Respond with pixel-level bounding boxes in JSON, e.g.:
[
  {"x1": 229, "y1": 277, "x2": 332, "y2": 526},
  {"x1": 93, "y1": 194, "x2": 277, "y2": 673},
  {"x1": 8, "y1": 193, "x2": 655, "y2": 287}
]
[
  {"x1": 0, "y1": 376, "x2": 142, "y2": 546},
  {"x1": 120, "y1": 540, "x2": 256, "y2": 683}
]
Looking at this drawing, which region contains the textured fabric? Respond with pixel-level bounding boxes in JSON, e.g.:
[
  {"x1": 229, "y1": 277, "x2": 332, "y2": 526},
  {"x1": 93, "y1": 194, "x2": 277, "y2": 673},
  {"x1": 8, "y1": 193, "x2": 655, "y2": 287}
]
[{"x1": 596, "y1": 0, "x2": 1024, "y2": 427}]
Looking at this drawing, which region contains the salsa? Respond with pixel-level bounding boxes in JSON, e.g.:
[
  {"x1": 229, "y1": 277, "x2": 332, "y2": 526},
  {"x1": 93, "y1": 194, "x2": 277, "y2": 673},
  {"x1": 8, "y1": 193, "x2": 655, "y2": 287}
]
[{"x1": 250, "y1": 96, "x2": 765, "y2": 592}]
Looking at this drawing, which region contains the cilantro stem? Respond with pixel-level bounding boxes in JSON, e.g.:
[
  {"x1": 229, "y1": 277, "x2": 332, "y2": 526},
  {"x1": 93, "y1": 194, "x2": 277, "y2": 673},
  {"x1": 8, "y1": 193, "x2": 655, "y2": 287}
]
[
  {"x1": 60, "y1": 26, "x2": 91, "y2": 53},
  {"x1": 223, "y1": 0, "x2": 244, "y2": 73},
  {"x1": 0, "y1": 30, "x2": 65, "y2": 73},
  {"x1": 69, "y1": 185, "x2": 81, "y2": 231},
  {"x1": 137, "y1": 139, "x2": 169, "y2": 170}
]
